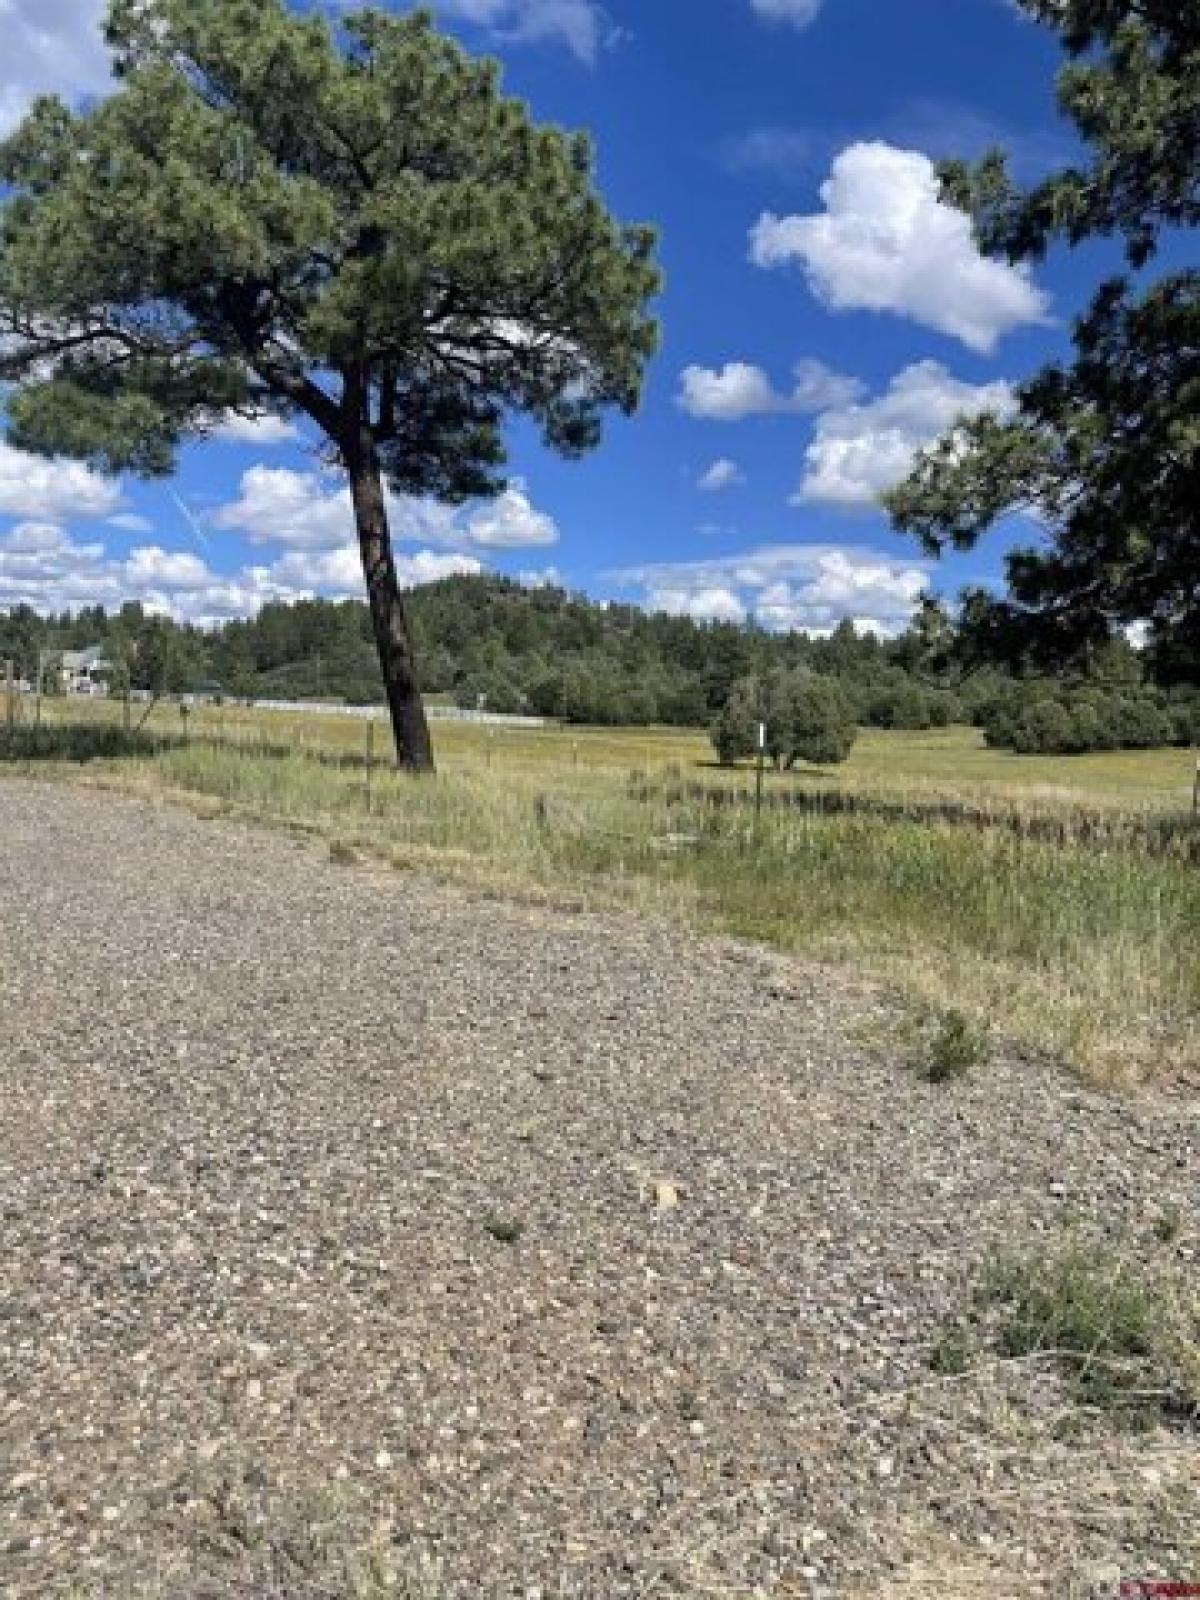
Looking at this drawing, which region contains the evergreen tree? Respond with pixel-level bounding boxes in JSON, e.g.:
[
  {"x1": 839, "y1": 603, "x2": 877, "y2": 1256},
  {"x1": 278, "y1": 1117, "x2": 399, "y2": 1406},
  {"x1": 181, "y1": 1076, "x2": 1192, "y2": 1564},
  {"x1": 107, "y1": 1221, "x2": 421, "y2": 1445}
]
[
  {"x1": 887, "y1": 2, "x2": 1199, "y2": 669},
  {"x1": 0, "y1": 1, "x2": 659, "y2": 769}
]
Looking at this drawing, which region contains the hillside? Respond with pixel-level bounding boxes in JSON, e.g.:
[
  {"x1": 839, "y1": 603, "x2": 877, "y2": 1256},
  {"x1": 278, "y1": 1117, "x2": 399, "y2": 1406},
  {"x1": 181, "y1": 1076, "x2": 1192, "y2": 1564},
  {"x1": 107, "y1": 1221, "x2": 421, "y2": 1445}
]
[{"x1": 2, "y1": 575, "x2": 1196, "y2": 745}]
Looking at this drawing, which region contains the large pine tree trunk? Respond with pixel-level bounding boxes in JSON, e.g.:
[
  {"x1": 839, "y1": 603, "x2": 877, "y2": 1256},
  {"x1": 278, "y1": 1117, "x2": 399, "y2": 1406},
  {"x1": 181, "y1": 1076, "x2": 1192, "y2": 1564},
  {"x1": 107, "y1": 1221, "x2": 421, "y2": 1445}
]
[{"x1": 347, "y1": 439, "x2": 435, "y2": 772}]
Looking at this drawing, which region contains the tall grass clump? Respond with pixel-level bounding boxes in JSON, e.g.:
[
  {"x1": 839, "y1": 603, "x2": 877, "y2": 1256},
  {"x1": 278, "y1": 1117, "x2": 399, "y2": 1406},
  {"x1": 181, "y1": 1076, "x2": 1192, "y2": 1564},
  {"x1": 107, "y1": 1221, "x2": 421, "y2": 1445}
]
[{"x1": 977, "y1": 1246, "x2": 1199, "y2": 1425}]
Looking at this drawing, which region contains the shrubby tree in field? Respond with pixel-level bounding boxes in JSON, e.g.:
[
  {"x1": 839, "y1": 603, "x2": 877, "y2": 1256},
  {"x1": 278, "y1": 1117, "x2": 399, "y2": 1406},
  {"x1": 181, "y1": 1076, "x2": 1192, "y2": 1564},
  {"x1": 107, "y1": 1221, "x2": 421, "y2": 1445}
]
[
  {"x1": 711, "y1": 677, "x2": 761, "y2": 766},
  {"x1": 0, "y1": 1, "x2": 659, "y2": 770},
  {"x1": 1010, "y1": 698, "x2": 1076, "y2": 756},
  {"x1": 711, "y1": 670, "x2": 857, "y2": 769},
  {"x1": 777, "y1": 673, "x2": 858, "y2": 767},
  {"x1": 888, "y1": 1, "x2": 1199, "y2": 671},
  {"x1": 982, "y1": 682, "x2": 1183, "y2": 754}
]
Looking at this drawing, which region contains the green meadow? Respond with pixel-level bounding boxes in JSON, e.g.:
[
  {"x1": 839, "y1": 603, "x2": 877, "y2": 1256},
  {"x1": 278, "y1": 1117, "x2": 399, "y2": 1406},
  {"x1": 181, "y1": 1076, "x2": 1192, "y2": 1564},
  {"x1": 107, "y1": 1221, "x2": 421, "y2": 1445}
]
[{"x1": 6, "y1": 698, "x2": 1196, "y2": 1086}]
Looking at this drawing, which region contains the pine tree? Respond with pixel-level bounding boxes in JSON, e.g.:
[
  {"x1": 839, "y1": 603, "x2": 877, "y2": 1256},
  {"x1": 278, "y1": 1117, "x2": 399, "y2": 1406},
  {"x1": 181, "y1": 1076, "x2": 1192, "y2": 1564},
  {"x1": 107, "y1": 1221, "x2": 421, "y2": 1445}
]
[
  {"x1": 0, "y1": 2, "x2": 660, "y2": 768},
  {"x1": 887, "y1": 2, "x2": 1199, "y2": 670}
]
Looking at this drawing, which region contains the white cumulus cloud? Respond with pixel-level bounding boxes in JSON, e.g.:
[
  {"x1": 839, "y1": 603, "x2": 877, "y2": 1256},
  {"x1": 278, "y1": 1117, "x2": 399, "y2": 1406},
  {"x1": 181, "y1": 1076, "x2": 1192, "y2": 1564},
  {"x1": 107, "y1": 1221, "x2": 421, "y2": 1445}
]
[
  {"x1": 212, "y1": 466, "x2": 560, "y2": 554},
  {"x1": 0, "y1": 522, "x2": 125, "y2": 613},
  {"x1": 465, "y1": 483, "x2": 559, "y2": 548},
  {"x1": 212, "y1": 466, "x2": 351, "y2": 551},
  {"x1": 107, "y1": 513, "x2": 156, "y2": 534},
  {"x1": 123, "y1": 546, "x2": 213, "y2": 591},
  {"x1": 678, "y1": 358, "x2": 861, "y2": 421},
  {"x1": 616, "y1": 543, "x2": 931, "y2": 637},
  {"x1": 518, "y1": 565, "x2": 564, "y2": 589},
  {"x1": 432, "y1": 0, "x2": 609, "y2": 61},
  {"x1": 269, "y1": 545, "x2": 482, "y2": 598},
  {"x1": 210, "y1": 413, "x2": 302, "y2": 447},
  {"x1": 647, "y1": 585, "x2": 748, "y2": 625},
  {"x1": 750, "y1": 141, "x2": 1050, "y2": 353},
  {"x1": 795, "y1": 359, "x2": 1015, "y2": 510},
  {"x1": 0, "y1": 0, "x2": 110, "y2": 136},
  {"x1": 0, "y1": 440, "x2": 123, "y2": 521},
  {"x1": 749, "y1": 0, "x2": 824, "y2": 28},
  {"x1": 0, "y1": 516, "x2": 482, "y2": 624},
  {"x1": 698, "y1": 459, "x2": 744, "y2": 492}
]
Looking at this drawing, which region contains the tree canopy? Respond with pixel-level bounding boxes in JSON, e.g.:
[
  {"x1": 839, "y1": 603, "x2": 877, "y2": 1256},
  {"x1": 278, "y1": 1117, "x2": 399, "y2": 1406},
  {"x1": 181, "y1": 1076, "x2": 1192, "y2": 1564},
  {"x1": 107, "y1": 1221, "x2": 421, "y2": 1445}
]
[
  {"x1": 0, "y1": 1, "x2": 660, "y2": 768},
  {"x1": 712, "y1": 668, "x2": 858, "y2": 770},
  {"x1": 887, "y1": 0, "x2": 1199, "y2": 672}
]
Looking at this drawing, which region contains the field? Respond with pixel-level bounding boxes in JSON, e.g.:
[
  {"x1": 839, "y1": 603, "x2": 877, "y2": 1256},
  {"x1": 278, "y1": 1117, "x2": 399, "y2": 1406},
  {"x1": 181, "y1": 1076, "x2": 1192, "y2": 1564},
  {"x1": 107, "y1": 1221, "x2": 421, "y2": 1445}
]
[{"x1": 4, "y1": 695, "x2": 1198, "y2": 1084}]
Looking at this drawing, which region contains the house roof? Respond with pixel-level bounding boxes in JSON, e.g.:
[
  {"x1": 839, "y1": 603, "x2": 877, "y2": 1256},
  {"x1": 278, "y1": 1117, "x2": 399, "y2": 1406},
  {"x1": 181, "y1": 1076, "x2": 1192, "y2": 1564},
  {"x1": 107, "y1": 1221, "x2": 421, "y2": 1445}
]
[{"x1": 61, "y1": 647, "x2": 110, "y2": 670}]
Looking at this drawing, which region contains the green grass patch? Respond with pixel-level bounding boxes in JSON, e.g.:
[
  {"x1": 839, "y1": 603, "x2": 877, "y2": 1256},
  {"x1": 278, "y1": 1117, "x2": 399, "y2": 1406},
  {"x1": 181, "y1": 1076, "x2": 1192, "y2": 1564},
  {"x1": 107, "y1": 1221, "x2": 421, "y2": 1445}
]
[{"x1": 967, "y1": 1246, "x2": 1200, "y2": 1425}]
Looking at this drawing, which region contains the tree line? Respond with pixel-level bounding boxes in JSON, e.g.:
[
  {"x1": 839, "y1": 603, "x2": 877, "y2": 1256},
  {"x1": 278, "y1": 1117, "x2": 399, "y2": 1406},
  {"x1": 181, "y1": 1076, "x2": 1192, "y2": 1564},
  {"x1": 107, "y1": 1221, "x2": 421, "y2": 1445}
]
[{"x1": 2, "y1": 575, "x2": 1195, "y2": 753}]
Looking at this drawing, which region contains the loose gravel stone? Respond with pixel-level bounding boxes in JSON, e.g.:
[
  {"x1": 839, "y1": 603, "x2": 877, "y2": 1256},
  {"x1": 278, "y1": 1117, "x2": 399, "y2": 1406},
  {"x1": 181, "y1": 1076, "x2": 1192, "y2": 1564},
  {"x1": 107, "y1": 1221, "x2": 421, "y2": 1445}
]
[{"x1": 0, "y1": 778, "x2": 1196, "y2": 1598}]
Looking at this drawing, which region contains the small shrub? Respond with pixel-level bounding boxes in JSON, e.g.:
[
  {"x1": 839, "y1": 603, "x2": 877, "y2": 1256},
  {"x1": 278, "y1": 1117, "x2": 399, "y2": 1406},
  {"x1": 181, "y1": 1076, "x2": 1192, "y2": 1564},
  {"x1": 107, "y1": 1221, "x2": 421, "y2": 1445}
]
[
  {"x1": 978, "y1": 685, "x2": 1181, "y2": 755},
  {"x1": 1012, "y1": 698, "x2": 1076, "y2": 755},
  {"x1": 979, "y1": 1246, "x2": 1199, "y2": 1422},
  {"x1": 1153, "y1": 1206, "x2": 1183, "y2": 1246},
  {"x1": 913, "y1": 1008, "x2": 989, "y2": 1082},
  {"x1": 483, "y1": 1214, "x2": 524, "y2": 1245},
  {"x1": 928, "y1": 1325, "x2": 975, "y2": 1376},
  {"x1": 1168, "y1": 697, "x2": 1200, "y2": 747}
]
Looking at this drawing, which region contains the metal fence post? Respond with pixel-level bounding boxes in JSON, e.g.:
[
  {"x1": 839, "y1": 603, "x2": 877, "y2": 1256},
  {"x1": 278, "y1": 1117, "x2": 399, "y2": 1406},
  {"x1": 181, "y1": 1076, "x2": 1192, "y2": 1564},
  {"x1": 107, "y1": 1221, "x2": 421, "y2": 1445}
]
[{"x1": 754, "y1": 720, "x2": 766, "y2": 839}]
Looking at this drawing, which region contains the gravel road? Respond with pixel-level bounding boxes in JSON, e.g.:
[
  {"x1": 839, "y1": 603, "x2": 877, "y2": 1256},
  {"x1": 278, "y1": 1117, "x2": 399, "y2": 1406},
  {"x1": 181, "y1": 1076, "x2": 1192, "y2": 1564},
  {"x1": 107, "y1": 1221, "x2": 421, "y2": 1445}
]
[{"x1": 0, "y1": 778, "x2": 1196, "y2": 1598}]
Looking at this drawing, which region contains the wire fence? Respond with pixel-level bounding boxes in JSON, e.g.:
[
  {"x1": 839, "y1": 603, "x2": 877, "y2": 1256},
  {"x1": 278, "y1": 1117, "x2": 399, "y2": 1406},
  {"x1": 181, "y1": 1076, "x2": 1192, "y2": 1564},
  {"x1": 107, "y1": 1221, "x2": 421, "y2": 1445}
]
[{"x1": 3, "y1": 680, "x2": 1197, "y2": 862}]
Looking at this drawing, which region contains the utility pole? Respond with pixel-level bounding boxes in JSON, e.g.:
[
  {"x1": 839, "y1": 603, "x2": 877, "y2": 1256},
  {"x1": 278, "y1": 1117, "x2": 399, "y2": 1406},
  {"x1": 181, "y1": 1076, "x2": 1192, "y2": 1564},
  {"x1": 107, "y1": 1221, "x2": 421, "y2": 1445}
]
[{"x1": 4, "y1": 658, "x2": 14, "y2": 734}]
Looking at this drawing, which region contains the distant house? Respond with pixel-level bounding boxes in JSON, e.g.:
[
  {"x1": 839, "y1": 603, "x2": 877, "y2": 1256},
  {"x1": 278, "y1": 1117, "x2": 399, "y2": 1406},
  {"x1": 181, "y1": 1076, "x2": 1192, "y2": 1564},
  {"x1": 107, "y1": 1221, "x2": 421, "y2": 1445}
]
[{"x1": 61, "y1": 647, "x2": 112, "y2": 696}]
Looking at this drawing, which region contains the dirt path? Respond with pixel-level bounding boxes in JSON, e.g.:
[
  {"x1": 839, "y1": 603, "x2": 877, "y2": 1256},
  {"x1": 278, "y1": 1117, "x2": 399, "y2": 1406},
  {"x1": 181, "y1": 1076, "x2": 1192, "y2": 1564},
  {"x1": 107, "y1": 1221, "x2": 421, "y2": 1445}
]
[{"x1": 0, "y1": 779, "x2": 1196, "y2": 1598}]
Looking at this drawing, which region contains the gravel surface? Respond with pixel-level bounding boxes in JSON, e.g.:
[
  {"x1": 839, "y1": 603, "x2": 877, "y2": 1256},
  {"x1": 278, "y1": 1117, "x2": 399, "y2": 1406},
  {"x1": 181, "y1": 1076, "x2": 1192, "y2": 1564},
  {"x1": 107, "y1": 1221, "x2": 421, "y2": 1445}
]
[{"x1": 0, "y1": 778, "x2": 1197, "y2": 1598}]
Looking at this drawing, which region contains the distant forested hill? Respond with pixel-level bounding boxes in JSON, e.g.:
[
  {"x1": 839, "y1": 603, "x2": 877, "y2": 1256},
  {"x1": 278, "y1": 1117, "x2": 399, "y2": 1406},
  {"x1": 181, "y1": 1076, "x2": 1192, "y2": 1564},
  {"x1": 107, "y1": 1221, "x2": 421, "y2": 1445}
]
[{"x1": 1, "y1": 575, "x2": 1194, "y2": 742}]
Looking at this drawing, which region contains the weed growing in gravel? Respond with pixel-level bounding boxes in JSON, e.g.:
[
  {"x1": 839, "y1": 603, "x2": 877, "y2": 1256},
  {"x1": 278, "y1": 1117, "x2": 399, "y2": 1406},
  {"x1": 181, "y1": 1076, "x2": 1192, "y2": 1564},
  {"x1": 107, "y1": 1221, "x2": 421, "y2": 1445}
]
[
  {"x1": 927, "y1": 1325, "x2": 976, "y2": 1377},
  {"x1": 1153, "y1": 1206, "x2": 1183, "y2": 1246},
  {"x1": 913, "y1": 1008, "x2": 990, "y2": 1083},
  {"x1": 483, "y1": 1214, "x2": 524, "y2": 1244},
  {"x1": 107, "y1": 1476, "x2": 441, "y2": 1599},
  {"x1": 975, "y1": 1246, "x2": 1200, "y2": 1424}
]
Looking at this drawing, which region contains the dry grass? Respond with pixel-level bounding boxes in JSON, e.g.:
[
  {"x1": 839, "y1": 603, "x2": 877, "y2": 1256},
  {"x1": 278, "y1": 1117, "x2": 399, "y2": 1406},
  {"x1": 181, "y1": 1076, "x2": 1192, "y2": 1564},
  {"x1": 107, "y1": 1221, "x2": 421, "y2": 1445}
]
[{"x1": 6, "y1": 699, "x2": 1198, "y2": 1084}]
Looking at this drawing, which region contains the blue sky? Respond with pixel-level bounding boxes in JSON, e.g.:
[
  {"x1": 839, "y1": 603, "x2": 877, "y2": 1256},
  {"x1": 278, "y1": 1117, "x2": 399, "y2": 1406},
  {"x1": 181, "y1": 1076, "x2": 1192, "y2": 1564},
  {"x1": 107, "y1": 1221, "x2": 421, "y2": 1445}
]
[{"x1": 0, "y1": 0, "x2": 1106, "y2": 635}]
